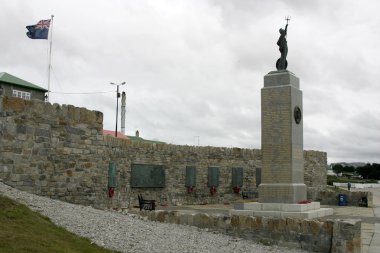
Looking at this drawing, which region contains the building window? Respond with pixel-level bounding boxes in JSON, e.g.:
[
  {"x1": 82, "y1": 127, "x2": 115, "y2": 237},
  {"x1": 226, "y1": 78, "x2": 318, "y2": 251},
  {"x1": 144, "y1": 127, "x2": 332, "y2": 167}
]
[{"x1": 12, "y1": 89, "x2": 31, "y2": 100}]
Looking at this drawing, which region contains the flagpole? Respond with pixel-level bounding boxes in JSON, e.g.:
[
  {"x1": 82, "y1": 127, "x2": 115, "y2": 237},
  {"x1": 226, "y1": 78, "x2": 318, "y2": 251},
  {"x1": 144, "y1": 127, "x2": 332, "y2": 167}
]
[{"x1": 47, "y1": 15, "x2": 54, "y2": 102}]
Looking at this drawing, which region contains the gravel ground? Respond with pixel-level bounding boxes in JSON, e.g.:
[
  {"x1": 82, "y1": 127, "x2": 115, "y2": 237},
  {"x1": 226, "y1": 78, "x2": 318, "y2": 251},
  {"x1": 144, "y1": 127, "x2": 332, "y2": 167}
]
[{"x1": 0, "y1": 182, "x2": 307, "y2": 253}]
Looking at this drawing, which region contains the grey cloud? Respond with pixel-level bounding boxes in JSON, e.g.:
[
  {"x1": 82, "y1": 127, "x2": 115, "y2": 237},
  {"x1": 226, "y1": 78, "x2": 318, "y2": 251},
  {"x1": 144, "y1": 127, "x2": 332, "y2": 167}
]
[{"x1": 1, "y1": 0, "x2": 379, "y2": 163}]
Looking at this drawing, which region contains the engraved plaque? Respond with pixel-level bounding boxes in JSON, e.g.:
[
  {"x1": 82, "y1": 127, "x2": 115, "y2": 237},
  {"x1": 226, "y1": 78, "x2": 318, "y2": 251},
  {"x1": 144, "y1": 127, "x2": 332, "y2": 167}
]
[
  {"x1": 131, "y1": 164, "x2": 165, "y2": 188},
  {"x1": 256, "y1": 167, "x2": 262, "y2": 187},
  {"x1": 185, "y1": 166, "x2": 196, "y2": 187},
  {"x1": 231, "y1": 167, "x2": 243, "y2": 187},
  {"x1": 207, "y1": 167, "x2": 219, "y2": 187},
  {"x1": 108, "y1": 161, "x2": 117, "y2": 187},
  {"x1": 294, "y1": 106, "x2": 302, "y2": 124}
]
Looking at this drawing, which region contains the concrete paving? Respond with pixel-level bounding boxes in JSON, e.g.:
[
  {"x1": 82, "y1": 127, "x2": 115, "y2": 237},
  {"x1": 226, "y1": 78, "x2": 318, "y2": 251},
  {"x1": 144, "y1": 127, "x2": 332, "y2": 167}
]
[
  {"x1": 322, "y1": 204, "x2": 376, "y2": 252},
  {"x1": 363, "y1": 188, "x2": 380, "y2": 253},
  {"x1": 362, "y1": 223, "x2": 375, "y2": 253},
  {"x1": 307, "y1": 188, "x2": 380, "y2": 253},
  {"x1": 327, "y1": 188, "x2": 380, "y2": 253}
]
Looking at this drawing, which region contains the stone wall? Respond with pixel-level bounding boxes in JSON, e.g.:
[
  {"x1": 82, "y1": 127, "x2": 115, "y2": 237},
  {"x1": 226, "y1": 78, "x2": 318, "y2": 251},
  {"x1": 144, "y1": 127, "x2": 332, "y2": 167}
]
[
  {"x1": 0, "y1": 96, "x2": 327, "y2": 209},
  {"x1": 106, "y1": 138, "x2": 260, "y2": 208},
  {"x1": 0, "y1": 96, "x2": 105, "y2": 206},
  {"x1": 138, "y1": 210, "x2": 361, "y2": 253},
  {"x1": 304, "y1": 150, "x2": 327, "y2": 199},
  {"x1": 315, "y1": 187, "x2": 372, "y2": 207}
]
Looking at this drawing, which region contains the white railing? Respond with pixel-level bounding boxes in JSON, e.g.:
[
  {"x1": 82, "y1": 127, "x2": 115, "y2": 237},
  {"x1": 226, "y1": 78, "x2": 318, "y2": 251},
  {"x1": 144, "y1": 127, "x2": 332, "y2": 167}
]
[{"x1": 333, "y1": 182, "x2": 380, "y2": 189}]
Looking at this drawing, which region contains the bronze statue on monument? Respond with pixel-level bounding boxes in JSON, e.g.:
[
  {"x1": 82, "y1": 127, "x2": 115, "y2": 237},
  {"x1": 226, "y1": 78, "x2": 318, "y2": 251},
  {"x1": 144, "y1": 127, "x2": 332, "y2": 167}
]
[{"x1": 276, "y1": 16, "x2": 290, "y2": 70}]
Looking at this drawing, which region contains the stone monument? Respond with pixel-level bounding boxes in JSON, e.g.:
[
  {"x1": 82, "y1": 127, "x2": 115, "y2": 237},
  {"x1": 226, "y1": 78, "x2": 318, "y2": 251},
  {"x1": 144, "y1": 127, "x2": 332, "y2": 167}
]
[
  {"x1": 232, "y1": 17, "x2": 333, "y2": 218},
  {"x1": 259, "y1": 69, "x2": 306, "y2": 204}
]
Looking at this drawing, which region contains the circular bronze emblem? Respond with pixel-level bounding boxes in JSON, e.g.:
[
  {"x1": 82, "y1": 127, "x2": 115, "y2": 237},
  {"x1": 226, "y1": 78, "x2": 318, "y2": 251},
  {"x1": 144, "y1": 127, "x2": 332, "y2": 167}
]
[{"x1": 294, "y1": 106, "x2": 302, "y2": 124}]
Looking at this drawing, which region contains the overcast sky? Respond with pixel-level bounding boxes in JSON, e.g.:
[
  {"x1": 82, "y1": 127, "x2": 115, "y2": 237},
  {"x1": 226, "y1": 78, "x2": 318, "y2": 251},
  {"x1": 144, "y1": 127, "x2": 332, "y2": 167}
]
[{"x1": 1, "y1": 0, "x2": 379, "y2": 163}]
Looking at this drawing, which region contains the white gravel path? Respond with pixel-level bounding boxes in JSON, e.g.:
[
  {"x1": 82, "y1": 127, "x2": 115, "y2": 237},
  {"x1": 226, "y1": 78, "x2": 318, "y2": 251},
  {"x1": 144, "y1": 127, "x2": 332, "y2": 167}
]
[{"x1": 0, "y1": 182, "x2": 307, "y2": 253}]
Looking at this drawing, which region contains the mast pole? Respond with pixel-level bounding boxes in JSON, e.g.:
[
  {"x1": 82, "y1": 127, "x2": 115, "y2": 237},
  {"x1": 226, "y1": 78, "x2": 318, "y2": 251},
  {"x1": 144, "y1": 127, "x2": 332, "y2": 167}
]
[{"x1": 47, "y1": 15, "x2": 54, "y2": 102}]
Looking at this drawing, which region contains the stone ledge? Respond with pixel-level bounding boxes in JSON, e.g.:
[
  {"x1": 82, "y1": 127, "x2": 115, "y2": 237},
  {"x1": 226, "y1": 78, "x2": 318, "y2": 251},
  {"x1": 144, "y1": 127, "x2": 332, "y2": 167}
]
[
  {"x1": 234, "y1": 201, "x2": 321, "y2": 212},
  {"x1": 231, "y1": 202, "x2": 333, "y2": 219},
  {"x1": 264, "y1": 70, "x2": 300, "y2": 89},
  {"x1": 230, "y1": 207, "x2": 333, "y2": 219}
]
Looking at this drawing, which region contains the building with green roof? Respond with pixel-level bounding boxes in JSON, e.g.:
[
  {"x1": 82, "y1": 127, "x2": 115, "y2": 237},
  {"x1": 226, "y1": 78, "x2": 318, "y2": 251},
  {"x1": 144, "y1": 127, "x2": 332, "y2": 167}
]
[
  {"x1": 0, "y1": 72, "x2": 47, "y2": 101},
  {"x1": 127, "y1": 130, "x2": 166, "y2": 144}
]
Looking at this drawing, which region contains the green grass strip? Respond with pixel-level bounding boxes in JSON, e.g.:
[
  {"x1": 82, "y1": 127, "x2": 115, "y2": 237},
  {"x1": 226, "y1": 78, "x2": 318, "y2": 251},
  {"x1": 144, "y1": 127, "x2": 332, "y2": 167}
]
[{"x1": 0, "y1": 195, "x2": 119, "y2": 253}]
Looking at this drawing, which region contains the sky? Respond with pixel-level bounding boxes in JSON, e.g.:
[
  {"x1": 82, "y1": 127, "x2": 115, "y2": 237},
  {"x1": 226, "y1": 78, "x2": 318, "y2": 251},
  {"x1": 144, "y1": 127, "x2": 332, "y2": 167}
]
[{"x1": 1, "y1": 0, "x2": 379, "y2": 164}]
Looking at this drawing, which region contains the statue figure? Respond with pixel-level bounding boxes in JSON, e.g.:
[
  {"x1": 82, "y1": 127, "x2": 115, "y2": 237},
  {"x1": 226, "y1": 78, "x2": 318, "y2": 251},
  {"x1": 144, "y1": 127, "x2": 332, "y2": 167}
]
[{"x1": 276, "y1": 17, "x2": 290, "y2": 70}]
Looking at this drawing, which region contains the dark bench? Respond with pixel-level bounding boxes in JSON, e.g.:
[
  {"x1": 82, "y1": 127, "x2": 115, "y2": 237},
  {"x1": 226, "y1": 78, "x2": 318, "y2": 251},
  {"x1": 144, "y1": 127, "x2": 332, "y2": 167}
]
[
  {"x1": 138, "y1": 194, "x2": 156, "y2": 211},
  {"x1": 358, "y1": 197, "x2": 368, "y2": 207},
  {"x1": 241, "y1": 188, "x2": 258, "y2": 199}
]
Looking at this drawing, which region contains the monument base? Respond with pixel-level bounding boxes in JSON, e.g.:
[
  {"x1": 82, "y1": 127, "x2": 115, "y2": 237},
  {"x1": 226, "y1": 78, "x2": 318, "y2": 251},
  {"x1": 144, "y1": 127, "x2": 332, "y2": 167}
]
[
  {"x1": 230, "y1": 202, "x2": 333, "y2": 219},
  {"x1": 258, "y1": 183, "x2": 307, "y2": 203}
]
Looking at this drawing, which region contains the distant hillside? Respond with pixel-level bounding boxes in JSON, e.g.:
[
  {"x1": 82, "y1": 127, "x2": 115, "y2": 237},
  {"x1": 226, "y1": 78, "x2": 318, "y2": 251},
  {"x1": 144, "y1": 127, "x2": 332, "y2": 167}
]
[{"x1": 331, "y1": 162, "x2": 367, "y2": 168}]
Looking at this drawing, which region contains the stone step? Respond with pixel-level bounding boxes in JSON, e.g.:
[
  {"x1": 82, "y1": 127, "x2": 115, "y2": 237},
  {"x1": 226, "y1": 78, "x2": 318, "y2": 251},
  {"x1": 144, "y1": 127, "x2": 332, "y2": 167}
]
[
  {"x1": 230, "y1": 207, "x2": 333, "y2": 219},
  {"x1": 234, "y1": 201, "x2": 321, "y2": 212}
]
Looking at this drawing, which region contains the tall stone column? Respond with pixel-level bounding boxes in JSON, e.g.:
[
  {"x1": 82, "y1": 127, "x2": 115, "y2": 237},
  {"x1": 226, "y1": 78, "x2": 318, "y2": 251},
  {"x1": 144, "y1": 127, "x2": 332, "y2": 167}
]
[{"x1": 258, "y1": 70, "x2": 306, "y2": 203}]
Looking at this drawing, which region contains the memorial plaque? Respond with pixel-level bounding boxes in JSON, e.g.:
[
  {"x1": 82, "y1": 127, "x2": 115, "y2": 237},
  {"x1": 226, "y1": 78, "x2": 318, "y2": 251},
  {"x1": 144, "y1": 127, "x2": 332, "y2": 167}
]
[
  {"x1": 256, "y1": 167, "x2": 261, "y2": 187},
  {"x1": 207, "y1": 167, "x2": 219, "y2": 187},
  {"x1": 231, "y1": 167, "x2": 243, "y2": 187},
  {"x1": 294, "y1": 106, "x2": 302, "y2": 124},
  {"x1": 131, "y1": 164, "x2": 165, "y2": 188},
  {"x1": 185, "y1": 166, "x2": 196, "y2": 187},
  {"x1": 108, "y1": 161, "x2": 117, "y2": 187}
]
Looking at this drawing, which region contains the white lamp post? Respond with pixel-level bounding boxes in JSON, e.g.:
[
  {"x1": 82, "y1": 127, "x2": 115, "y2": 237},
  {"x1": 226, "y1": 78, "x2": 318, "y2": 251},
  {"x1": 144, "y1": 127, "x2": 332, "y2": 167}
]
[{"x1": 110, "y1": 82, "x2": 126, "y2": 137}]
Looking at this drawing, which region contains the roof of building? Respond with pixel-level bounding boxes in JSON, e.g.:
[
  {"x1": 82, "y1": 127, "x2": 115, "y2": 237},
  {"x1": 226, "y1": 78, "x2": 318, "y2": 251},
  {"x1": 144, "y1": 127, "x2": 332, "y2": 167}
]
[
  {"x1": 128, "y1": 130, "x2": 165, "y2": 144},
  {"x1": 102, "y1": 130, "x2": 129, "y2": 140},
  {"x1": 0, "y1": 72, "x2": 48, "y2": 92},
  {"x1": 103, "y1": 129, "x2": 165, "y2": 144},
  {"x1": 127, "y1": 135, "x2": 166, "y2": 144}
]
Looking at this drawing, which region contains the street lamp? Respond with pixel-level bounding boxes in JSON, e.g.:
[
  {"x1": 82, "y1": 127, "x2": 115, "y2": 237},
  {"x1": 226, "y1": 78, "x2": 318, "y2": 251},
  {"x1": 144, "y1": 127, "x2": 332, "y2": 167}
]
[
  {"x1": 110, "y1": 82, "x2": 126, "y2": 137},
  {"x1": 194, "y1": 136, "x2": 200, "y2": 146}
]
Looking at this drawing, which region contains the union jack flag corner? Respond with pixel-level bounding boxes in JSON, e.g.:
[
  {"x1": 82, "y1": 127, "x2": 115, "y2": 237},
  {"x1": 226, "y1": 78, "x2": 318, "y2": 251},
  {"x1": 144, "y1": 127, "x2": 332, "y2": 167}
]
[{"x1": 26, "y1": 19, "x2": 51, "y2": 39}]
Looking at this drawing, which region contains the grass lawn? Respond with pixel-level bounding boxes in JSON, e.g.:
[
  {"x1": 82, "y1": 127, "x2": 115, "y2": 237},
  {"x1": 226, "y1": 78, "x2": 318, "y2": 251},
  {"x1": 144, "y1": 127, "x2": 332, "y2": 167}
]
[
  {"x1": 327, "y1": 175, "x2": 378, "y2": 186},
  {"x1": 0, "y1": 195, "x2": 119, "y2": 253}
]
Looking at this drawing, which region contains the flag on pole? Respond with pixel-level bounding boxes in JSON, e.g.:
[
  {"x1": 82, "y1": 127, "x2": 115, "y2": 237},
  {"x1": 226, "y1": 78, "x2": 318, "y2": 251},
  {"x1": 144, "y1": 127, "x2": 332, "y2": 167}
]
[{"x1": 26, "y1": 19, "x2": 51, "y2": 39}]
